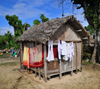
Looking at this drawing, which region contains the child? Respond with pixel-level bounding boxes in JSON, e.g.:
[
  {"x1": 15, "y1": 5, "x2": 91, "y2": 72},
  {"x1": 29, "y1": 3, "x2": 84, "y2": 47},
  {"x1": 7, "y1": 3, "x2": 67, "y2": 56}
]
[{"x1": 10, "y1": 47, "x2": 16, "y2": 57}]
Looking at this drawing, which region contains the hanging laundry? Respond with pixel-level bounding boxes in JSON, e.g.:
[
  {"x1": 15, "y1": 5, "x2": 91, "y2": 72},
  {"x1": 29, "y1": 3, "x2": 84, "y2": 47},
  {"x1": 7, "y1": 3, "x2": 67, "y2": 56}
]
[
  {"x1": 58, "y1": 40, "x2": 62, "y2": 59},
  {"x1": 42, "y1": 46, "x2": 58, "y2": 61},
  {"x1": 29, "y1": 44, "x2": 44, "y2": 68},
  {"x1": 63, "y1": 43, "x2": 70, "y2": 61},
  {"x1": 71, "y1": 42, "x2": 74, "y2": 56},
  {"x1": 29, "y1": 47, "x2": 35, "y2": 65},
  {"x1": 58, "y1": 40, "x2": 66, "y2": 59},
  {"x1": 23, "y1": 46, "x2": 29, "y2": 68},
  {"x1": 69, "y1": 42, "x2": 74, "y2": 61},
  {"x1": 46, "y1": 40, "x2": 54, "y2": 61},
  {"x1": 36, "y1": 44, "x2": 42, "y2": 62}
]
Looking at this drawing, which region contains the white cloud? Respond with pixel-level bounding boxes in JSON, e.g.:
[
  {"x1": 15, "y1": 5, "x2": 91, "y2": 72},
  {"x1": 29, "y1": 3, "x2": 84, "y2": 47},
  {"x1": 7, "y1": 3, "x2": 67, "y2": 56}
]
[
  {"x1": 17, "y1": 0, "x2": 51, "y2": 7},
  {"x1": 0, "y1": 26, "x2": 14, "y2": 35},
  {"x1": 75, "y1": 14, "x2": 88, "y2": 27},
  {"x1": 0, "y1": 0, "x2": 51, "y2": 19},
  {"x1": 72, "y1": 8, "x2": 89, "y2": 27}
]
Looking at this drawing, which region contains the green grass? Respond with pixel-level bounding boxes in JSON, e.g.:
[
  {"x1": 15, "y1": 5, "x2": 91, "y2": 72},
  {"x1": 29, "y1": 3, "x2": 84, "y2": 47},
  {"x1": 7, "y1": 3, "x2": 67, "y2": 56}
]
[
  {"x1": 28, "y1": 82, "x2": 31, "y2": 84},
  {"x1": 82, "y1": 61, "x2": 93, "y2": 65},
  {"x1": 0, "y1": 62, "x2": 17, "y2": 66},
  {"x1": 6, "y1": 52, "x2": 10, "y2": 54}
]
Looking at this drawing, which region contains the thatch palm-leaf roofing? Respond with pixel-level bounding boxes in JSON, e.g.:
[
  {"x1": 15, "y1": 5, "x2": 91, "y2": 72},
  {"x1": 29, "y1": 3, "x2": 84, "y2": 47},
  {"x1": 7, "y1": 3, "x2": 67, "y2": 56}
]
[{"x1": 17, "y1": 15, "x2": 90, "y2": 44}]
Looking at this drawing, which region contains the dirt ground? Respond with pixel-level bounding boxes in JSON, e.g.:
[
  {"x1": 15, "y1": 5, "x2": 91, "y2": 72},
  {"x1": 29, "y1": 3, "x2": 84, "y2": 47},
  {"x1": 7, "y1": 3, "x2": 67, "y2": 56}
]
[{"x1": 0, "y1": 57, "x2": 100, "y2": 89}]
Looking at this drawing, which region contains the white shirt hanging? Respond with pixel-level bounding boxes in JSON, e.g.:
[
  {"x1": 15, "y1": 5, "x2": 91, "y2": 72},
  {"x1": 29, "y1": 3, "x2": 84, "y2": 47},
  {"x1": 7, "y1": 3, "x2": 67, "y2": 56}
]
[
  {"x1": 69, "y1": 42, "x2": 74, "y2": 61},
  {"x1": 58, "y1": 40, "x2": 66, "y2": 59},
  {"x1": 46, "y1": 40, "x2": 54, "y2": 61},
  {"x1": 63, "y1": 43, "x2": 70, "y2": 61}
]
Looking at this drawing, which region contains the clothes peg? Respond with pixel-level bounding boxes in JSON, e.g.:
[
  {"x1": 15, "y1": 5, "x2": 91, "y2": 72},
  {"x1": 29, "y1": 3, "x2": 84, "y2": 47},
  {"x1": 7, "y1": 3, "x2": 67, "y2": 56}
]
[
  {"x1": 59, "y1": 38, "x2": 63, "y2": 41},
  {"x1": 60, "y1": 40, "x2": 62, "y2": 44}
]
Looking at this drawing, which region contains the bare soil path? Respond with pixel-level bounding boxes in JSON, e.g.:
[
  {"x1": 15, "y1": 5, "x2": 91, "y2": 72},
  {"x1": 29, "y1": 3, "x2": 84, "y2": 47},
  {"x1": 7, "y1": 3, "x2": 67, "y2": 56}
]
[{"x1": 0, "y1": 57, "x2": 100, "y2": 89}]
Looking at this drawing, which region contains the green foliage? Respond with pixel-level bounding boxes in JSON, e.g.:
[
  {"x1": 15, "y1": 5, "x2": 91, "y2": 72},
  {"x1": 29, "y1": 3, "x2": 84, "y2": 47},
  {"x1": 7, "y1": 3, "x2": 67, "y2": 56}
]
[
  {"x1": 83, "y1": 47, "x2": 92, "y2": 60},
  {"x1": 5, "y1": 15, "x2": 30, "y2": 50},
  {"x1": 5, "y1": 15, "x2": 30, "y2": 37},
  {"x1": 6, "y1": 15, "x2": 19, "y2": 27},
  {"x1": 0, "y1": 31, "x2": 20, "y2": 50},
  {"x1": 59, "y1": 0, "x2": 100, "y2": 33},
  {"x1": 33, "y1": 14, "x2": 49, "y2": 25},
  {"x1": 82, "y1": 61, "x2": 93, "y2": 65},
  {"x1": 4, "y1": 31, "x2": 13, "y2": 43},
  {"x1": 23, "y1": 22, "x2": 31, "y2": 31},
  {"x1": 14, "y1": 43, "x2": 20, "y2": 50},
  {"x1": 33, "y1": 19, "x2": 40, "y2": 25},
  {"x1": 84, "y1": 25, "x2": 95, "y2": 35},
  {"x1": 4, "y1": 31, "x2": 14, "y2": 49},
  {"x1": 0, "y1": 35, "x2": 6, "y2": 49},
  {"x1": 40, "y1": 14, "x2": 49, "y2": 23},
  {"x1": 5, "y1": 15, "x2": 22, "y2": 37}
]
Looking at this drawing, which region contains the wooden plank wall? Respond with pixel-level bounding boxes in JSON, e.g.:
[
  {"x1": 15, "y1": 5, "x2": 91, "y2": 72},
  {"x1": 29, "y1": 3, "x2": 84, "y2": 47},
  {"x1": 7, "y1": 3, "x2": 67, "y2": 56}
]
[
  {"x1": 50, "y1": 24, "x2": 66, "y2": 42},
  {"x1": 51, "y1": 24, "x2": 82, "y2": 42},
  {"x1": 73, "y1": 43, "x2": 76, "y2": 70},
  {"x1": 60, "y1": 42, "x2": 82, "y2": 72},
  {"x1": 21, "y1": 41, "x2": 82, "y2": 80},
  {"x1": 77, "y1": 42, "x2": 81, "y2": 69},
  {"x1": 47, "y1": 58, "x2": 59, "y2": 71},
  {"x1": 20, "y1": 21, "x2": 82, "y2": 78},
  {"x1": 44, "y1": 44, "x2": 47, "y2": 82},
  {"x1": 72, "y1": 42, "x2": 81, "y2": 70},
  {"x1": 65, "y1": 25, "x2": 81, "y2": 41}
]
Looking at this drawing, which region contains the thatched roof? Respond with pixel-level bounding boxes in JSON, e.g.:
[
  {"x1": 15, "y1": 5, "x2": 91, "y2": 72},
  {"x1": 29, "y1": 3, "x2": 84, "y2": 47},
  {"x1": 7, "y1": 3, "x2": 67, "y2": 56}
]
[{"x1": 17, "y1": 15, "x2": 90, "y2": 44}]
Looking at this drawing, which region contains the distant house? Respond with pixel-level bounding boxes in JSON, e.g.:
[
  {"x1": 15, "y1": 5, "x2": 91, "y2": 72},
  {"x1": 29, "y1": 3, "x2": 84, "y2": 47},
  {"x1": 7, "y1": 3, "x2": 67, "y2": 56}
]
[{"x1": 17, "y1": 15, "x2": 91, "y2": 82}]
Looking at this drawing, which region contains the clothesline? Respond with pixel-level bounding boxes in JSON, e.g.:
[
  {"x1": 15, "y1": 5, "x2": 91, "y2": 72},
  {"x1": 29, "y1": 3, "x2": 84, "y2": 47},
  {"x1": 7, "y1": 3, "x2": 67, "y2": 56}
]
[
  {"x1": 46, "y1": 40, "x2": 74, "y2": 62},
  {"x1": 23, "y1": 40, "x2": 75, "y2": 69},
  {"x1": 50, "y1": 41, "x2": 81, "y2": 46}
]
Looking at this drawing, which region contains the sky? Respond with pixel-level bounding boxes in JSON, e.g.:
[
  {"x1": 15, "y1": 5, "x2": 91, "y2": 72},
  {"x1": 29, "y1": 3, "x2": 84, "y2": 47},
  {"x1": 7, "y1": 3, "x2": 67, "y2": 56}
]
[{"x1": 0, "y1": 0, "x2": 88, "y2": 35}]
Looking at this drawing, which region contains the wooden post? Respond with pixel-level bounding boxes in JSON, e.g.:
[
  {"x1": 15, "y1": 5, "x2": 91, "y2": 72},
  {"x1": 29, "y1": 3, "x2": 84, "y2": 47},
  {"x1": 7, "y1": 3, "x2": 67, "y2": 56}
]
[
  {"x1": 35, "y1": 68, "x2": 37, "y2": 77},
  {"x1": 71, "y1": 43, "x2": 73, "y2": 76},
  {"x1": 59, "y1": 59, "x2": 62, "y2": 79},
  {"x1": 75, "y1": 42, "x2": 78, "y2": 74},
  {"x1": 80, "y1": 41, "x2": 83, "y2": 72},
  {"x1": 71, "y1": 60, "x2": 73, "y2": 76},
  {"x1": 20, "y1": 42, "x2": 23, "y2": 69},
  {"x1": 38, "y1": 67, "x2": 41, "y2": 80},
  {"x1": 98, "y1": 3, "x2": 100, "y2": 63},
  {"x1": 44, "y1": 44, "x2": 47, "y2": 82}
]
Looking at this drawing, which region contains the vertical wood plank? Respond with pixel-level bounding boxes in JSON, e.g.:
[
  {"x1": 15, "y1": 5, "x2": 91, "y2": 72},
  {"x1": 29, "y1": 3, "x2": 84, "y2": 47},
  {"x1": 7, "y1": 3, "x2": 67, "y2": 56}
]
[
  {"x1": 35, "y1": 68, "x2": 37, "y2": 77},
  {"x1": 75, "y1": 42, "x2": 78, "y2": 74},
  {"x1": 38, "y1": 67, "x2": 41, "y2": 80},
  {"x1": 80, "y1": 41, "x2": 83, "y2": 72},
  {"x1": 22, "y1": 42, "x2": 23, "y2": 69},
  {"x1": 44, "y1": 44, "x2": 47, "y2": 82},
  {"x1": 59, "y1": 59, "x2": 62, "y2": 79},
  {"x1": 71, "y1": 43, "x2": 73, "y2": 76},
  {"x1": 20, "y1": 42, "x2": 23, "y2": 69}
]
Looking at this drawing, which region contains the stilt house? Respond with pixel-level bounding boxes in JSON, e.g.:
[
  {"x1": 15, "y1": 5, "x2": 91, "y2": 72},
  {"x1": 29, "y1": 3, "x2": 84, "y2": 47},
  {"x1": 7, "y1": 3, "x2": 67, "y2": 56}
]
[{"x1": 17, "y1": 15, "x2": 90, "y2": 82}]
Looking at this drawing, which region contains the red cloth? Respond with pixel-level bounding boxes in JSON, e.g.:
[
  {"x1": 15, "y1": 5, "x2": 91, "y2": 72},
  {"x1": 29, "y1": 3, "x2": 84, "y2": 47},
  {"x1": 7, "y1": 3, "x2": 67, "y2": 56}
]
[
  {"x1": 42, "y1": 46, "x2": 58, "y2": 61},
  {"x1": 29, "y1": 46, "x2": 44, "y2": 68},
  {"x1": 29, "y1": 46, "x2": 58, "y2": 68}
]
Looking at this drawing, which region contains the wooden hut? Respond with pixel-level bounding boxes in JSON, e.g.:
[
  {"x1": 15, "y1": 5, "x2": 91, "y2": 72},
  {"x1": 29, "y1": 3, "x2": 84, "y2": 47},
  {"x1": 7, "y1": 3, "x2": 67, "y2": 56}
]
[{"x1": 17, "y1": 15, "x2": 90, "y2": 82}]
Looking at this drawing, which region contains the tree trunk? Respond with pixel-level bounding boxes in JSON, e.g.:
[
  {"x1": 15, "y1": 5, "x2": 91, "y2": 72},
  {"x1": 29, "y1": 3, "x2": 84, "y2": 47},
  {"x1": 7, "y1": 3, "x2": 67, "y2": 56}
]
[
  {"x1": 97, "y1": 31, "x2": 100, "y2": 63},
  {"x1": 91, "y1": 31, "x2": 97, "y2": 63},
  {"x1": 91, "y1": 3, "x2": 100, "y2": 63},
  {"x1": 97, "y1": 3, "x2": 100, "y2": 63},
  {"x1": 14, "y1": 27, "x2": 16, "y2": 38}
]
